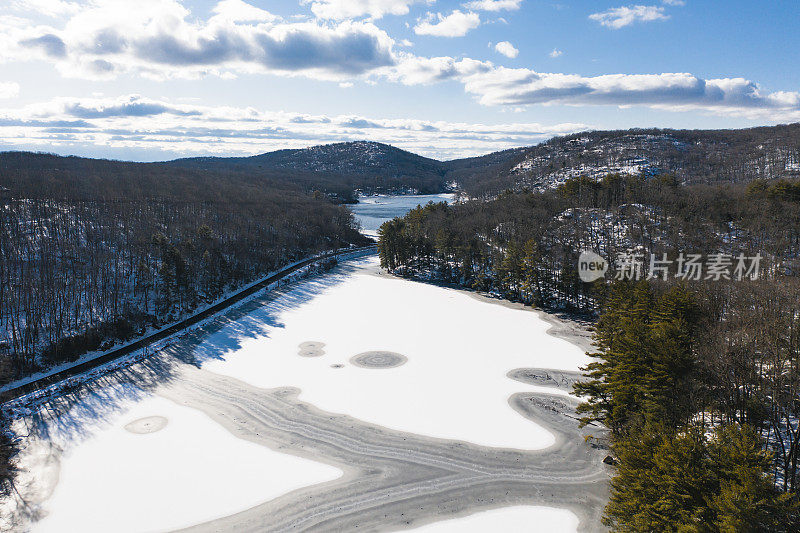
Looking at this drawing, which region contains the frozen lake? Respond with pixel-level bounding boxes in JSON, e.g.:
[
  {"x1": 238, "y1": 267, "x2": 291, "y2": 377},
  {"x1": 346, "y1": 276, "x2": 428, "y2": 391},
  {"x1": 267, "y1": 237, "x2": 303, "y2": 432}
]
[
  {"x1": 4, "y1": 194, "x2": 598, "y2": 532},
  {"x1": 349, "y1": 193, "x2": 454, "y2": 237},
  {"x1": 200, "y1": 255, "x2": 588, "y2": 449}
]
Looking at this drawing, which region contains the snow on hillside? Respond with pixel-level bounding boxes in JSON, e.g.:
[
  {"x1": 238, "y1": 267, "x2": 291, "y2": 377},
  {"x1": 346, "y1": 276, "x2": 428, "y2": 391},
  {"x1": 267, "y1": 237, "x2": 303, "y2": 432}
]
[{"x1": 498, "y1": 127, "x2": 800, "y2": 193}]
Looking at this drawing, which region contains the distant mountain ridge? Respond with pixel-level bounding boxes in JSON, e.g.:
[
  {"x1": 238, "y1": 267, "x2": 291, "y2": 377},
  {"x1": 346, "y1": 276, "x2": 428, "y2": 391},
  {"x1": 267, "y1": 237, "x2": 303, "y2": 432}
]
[
  {"x1": 172, "y1": 141, "x2": 445, "y2": 177},
  {"x1": 3, "y1": 123, "x2": 799, "y2": 201},
  {"x1": 169, "y1": 124, "x2": 800, "y2": 197},
  {"x1": 168, "y1": 141, "x2": 450, "y2": 200}
]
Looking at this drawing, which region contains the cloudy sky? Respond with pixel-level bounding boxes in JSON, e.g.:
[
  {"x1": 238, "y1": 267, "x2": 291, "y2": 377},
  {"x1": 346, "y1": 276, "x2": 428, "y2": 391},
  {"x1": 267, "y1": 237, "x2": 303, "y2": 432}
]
[{"x1": 0, "y1": 0, "x2": 798, "y2": 161}]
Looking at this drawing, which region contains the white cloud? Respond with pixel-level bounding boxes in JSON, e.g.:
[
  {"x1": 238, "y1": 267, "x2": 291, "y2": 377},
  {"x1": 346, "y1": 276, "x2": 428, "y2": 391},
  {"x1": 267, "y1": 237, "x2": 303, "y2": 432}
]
[
  {"x1": 589, "y1": 5, "x2": 668, "y2": 29},
  {"x1": 307, "y1": 0, "x2": 423, "y2": 20},
  {"x1": 549, "y1": 48, "x2": 562, "y2": 58},
  {"x1": 463, "y1": 0, "x2": 522, "y2": 11},
  {"x1": 20, "y1": 33, "x2": 66, "y2": 58},
  {"x1": 375, "y1": 53, "x2": 800, "y2": 120},
  {"x1": 382, "y1": 54, "x2": 491, "y2": 85},
  {"x1": 458, "y1": 68, "x2": 800, "y2": 118},
  {"x1": 0, "y1": 82, "x2": 20, "y2": 99},
  {"x1": 494, "y1": 41, "x2": 518, "y2": 58},
  {"x1": 2, "y1": 1, "x2": 396, "y2": 81},
  {"x1": 662, "y1": 0, "x2": 685, "y2": 5},
  {"x1": 377, "y1": 52, "x2": 800, "y2": 119},
  {"x1": 0, "y1": 93, "x2": 589, "y2": 159},
  {"x1": 414, "y1": 10, "x2": 481, "y2": 37}
]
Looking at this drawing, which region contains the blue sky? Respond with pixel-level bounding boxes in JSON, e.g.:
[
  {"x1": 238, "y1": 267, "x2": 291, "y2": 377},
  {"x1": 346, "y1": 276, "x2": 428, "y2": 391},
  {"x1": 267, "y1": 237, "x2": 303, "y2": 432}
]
[{"x1": 0, "y1": 0, "x2": 798, "y2": 160}]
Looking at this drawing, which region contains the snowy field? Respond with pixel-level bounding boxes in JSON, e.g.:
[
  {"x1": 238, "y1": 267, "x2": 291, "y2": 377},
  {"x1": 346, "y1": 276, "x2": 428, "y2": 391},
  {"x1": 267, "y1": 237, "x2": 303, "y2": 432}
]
[
  {"x1": 199, "y1": 255, "x2": 590, "y2": 450},
  {"x1": 25, "y1": 390, "x2": 341, "y2": 533}
]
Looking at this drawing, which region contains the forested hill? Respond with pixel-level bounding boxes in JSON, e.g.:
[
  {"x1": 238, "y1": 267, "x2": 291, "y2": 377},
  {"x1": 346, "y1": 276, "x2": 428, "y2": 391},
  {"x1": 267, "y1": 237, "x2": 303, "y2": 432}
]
[
  {"x1": 168, "y1": 141, "x2": 451, "y2": 200},
  {"x1": 0, "y1": 143, "x2": 451, "y2": 203},
  {"x1": 168, "y1": 141, "x2": 525, "y2": 198},
  {"x1": 0, "y1": 152, "x2": 369, "y2": 386},
  {"x1": 0, "y1": 151, "x2": 372, "y2": 204},
  {"x1": 458, "y1": 123, "x2": 800, "y2": 197}
]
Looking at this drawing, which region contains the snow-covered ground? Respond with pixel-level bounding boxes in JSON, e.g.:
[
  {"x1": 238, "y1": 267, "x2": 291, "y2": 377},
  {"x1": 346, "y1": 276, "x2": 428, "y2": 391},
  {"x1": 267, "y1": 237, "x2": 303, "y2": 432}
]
[
  {"x1": 27, "y1": 390, "x2": 341, "y2": 533},
  {"x1": 405, "y1": 506, "x2": 580, "y2": 532},
  {"x1": 199, "y1": 256, "x2": 590, "y2": 450}
]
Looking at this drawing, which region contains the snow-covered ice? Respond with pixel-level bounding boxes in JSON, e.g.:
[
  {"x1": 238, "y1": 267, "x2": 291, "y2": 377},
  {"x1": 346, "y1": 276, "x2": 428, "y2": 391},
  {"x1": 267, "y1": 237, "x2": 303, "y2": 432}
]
[
  {"x1": 406, "y1": 506, "x2": 580, "y2": 532},
  {"x1": 30, "y1": 393, "x2": 342, "y2": 533},
  {"x1": 199, "y1": 255, "x2": 590, "y2": 450}
]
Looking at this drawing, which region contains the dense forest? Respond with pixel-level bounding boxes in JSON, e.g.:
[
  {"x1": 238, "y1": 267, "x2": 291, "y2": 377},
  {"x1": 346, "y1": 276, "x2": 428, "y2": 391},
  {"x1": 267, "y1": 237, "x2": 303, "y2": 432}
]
[
  {"x1": 378, "y1": 175, "x2": 800, "y2": 529},
  {"x1": 577, "y1": 281, "x2": 800, "y2": 530},
  {"x1": 378, "y1": 174, "x2": 800, "y2": 312},
  {"x1": 0, "y1": 156, "x2": 369, "y2": 386}
]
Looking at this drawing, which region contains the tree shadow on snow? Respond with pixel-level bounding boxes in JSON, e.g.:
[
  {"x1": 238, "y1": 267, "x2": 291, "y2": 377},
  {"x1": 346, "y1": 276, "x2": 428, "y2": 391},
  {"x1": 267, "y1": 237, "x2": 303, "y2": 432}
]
[{"x1": 19, "y1": 257, "x2": 371, "y2": 448}]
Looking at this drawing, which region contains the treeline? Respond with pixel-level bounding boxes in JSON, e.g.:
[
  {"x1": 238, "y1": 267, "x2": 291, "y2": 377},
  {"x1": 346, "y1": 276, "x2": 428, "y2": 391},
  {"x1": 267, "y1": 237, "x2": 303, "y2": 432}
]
[
  {"x1": 379, "y1": 174, "x2": 800, "y2": 314},
  {"x1": 378, "y1": 175, "x2": 800, "y2": 528},
  {"x1": 0, "y1": 159, "x2": 369, "y2": 385}
]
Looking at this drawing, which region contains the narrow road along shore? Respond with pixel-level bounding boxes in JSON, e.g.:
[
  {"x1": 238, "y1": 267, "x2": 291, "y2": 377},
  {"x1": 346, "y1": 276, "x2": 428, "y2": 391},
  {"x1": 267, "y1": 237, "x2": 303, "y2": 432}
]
[{"x1": 0, "y1": 245, "x2": 376, "y2": 405}]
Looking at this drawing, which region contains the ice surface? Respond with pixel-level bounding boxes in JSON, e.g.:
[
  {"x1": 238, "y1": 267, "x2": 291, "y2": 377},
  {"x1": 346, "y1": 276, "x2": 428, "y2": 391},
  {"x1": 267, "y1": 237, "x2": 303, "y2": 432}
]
[
  {"x1": 12, "y1": 193, "x2": 589, "y2": 532},
  {"x1": 200, "y1": 256, "x2": 590, "y2": 450},
  {"x1": 406, "y1": 506, "x2": 580, "y2": 532},
  {"x1": 31, "y1": 394, "x2": 342, "y2": 533}
]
